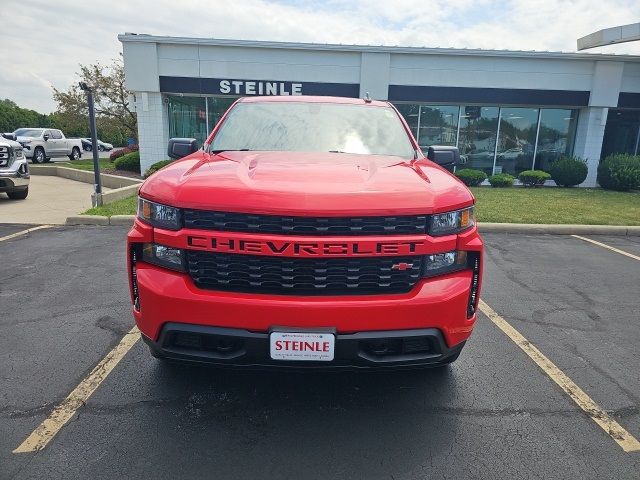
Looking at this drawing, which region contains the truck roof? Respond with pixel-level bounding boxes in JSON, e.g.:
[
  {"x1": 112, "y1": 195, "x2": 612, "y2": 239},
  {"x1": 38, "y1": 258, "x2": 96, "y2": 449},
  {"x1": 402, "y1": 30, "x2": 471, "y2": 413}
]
[{"x1": 238, "y1": 95, "x2": 390, "y2": 107}]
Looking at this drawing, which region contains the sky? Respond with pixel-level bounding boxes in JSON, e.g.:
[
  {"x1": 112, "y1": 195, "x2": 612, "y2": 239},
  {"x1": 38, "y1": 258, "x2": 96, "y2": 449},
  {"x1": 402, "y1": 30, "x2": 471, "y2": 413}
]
[{"x1": 1, "y1": 0, "x2": 639, "y2": 113}]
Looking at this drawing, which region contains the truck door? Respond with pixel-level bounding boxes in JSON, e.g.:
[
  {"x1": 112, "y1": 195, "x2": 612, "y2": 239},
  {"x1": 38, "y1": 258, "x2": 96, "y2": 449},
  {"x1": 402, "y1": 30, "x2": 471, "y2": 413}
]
[{"x1": 50, "y1": 130, "x2": 65, "y2": 156}]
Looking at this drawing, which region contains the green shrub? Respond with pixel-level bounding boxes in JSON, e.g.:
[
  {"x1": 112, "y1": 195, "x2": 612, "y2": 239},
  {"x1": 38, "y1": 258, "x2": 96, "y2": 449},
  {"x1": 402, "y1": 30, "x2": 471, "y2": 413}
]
[
  {"x1": 549, "y1": 156, "x2": 588, "y2": 187},
  {"x1": 143, "y1": 159, "x2": 174, "y2": 179},
  {"x1": 113, "y1": 151, "x2": 140, "y2": 173},
  {"x1": 597, "y1": 154, "x2": 640, "y2": 191},
  {"x1": 488, "y1": 173, "x2": 514, "y2": 188},
  {"x1": 518, "y1": 170, "x2": 551, "y2": 187},
  {"x1": 455, "y1": 168, "x2": 487, "y2": 187}
]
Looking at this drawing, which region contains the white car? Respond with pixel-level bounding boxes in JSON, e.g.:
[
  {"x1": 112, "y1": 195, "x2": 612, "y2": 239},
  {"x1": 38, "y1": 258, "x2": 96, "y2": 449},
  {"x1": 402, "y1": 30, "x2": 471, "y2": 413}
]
[{"x1": 13, "y1": 128, "x2": 83, "y2": 163}]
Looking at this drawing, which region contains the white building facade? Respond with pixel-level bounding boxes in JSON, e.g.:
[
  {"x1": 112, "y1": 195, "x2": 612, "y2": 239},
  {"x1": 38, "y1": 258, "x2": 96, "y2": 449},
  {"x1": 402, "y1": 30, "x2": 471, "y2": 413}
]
[{"x1": 119, "y1": 34, "x2": 640, "y2": 184}]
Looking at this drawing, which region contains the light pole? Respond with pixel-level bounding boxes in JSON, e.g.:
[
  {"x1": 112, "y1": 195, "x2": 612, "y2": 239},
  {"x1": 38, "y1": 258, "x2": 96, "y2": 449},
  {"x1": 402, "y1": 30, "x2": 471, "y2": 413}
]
[{"x1": 79, "y1": 81, "x2": 103, "y2": 206}]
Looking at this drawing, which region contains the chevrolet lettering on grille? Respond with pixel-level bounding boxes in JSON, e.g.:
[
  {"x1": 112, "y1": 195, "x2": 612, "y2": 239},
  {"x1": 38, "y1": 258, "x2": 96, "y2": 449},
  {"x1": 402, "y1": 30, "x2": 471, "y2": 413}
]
[{"x1": 186, "y1": 234, "x2": 425, "y2": 257}]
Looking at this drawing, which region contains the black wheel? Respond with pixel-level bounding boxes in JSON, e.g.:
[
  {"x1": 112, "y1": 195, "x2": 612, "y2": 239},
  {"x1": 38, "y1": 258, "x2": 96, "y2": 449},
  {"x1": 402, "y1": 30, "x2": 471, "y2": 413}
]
[
  {"x1": 43, "y1": 157, "x2": 51, "y2": 163},
  {"x1": 68, "y1": 147, "x2": 81, "y2": 161},
  {"x1": 7, "y1": 187, "x2": 28, "y2": 200},
  {"x1": 98, "y1": 145, "x2": 105, "y2": 152},
  {"x1": 32, "y1": 147, "x2": 45, "y2": 164},
  {"x1": 84, "y1": 145, "x2": 92, "y2": 152}
]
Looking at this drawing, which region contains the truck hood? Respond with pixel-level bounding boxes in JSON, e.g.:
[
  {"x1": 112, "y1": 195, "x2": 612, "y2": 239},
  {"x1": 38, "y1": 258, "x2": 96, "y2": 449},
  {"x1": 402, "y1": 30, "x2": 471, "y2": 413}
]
[{"x1": 140, "y1": 151, "x2": 474, "y2": 216}]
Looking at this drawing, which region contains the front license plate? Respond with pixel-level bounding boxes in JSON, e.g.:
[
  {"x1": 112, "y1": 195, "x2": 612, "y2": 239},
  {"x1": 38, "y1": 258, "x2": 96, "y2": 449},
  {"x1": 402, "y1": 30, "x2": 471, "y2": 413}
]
[{"x1": 270, "y1": 332, "x2": 335, "y2": 362}]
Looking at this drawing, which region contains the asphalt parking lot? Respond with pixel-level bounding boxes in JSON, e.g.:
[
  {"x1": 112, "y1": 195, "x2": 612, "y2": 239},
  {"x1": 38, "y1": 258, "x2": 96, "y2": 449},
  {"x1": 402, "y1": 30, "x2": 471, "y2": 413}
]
[{"x1": 1, "y1": 225, "x2": 639, "y2": 479}]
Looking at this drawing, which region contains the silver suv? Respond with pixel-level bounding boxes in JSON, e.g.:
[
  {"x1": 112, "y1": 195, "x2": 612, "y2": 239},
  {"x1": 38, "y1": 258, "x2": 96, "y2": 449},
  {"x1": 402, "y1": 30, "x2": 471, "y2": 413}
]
[{"x1": 0, "y1": 134, "x2": 30, "y2": 199}]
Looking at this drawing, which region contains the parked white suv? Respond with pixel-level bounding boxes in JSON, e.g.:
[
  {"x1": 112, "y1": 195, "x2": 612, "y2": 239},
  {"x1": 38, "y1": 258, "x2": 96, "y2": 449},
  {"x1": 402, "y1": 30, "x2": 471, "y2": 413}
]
[
  {"x1": 0, "y1": 134, "x2": 30, "y2": 199},
  {"x1": 14, "y1": 128, "x2": 83, "y2": 164}
]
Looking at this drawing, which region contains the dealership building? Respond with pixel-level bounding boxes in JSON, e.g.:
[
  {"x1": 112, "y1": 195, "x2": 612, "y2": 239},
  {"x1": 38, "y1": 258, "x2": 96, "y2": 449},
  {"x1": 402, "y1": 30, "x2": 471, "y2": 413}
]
[{"x1": 119, "y1": 34, "x2": 640, "y2": 184}]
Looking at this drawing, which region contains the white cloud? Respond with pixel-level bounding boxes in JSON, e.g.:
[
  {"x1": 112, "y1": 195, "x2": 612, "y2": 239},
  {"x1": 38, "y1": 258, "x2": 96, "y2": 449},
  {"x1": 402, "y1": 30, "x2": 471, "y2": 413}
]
[{"x1": 1, "y1": 0, "x2": 638, "y2": 113}]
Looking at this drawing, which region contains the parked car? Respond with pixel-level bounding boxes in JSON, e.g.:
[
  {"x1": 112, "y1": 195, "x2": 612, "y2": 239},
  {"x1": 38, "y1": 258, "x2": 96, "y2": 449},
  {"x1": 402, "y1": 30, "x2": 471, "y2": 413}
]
[
  {"x1": 128, "y1": 96, "x2": 483, "y2": 369},
  {"x1": 81, "y1": 138, "x2": 114, "y2": 152},
  {"x1": 0, "y1": 133, "x2": 30, "y2": 199},
  {"x1": 13, "y1": 128, "x2": 83, "y2": 163}
]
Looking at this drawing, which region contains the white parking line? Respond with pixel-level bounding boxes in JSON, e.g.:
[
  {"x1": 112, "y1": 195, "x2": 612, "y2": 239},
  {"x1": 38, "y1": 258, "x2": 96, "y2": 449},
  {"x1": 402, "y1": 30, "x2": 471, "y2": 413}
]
[
  {"x1": 13, "y1": 326, "x2": 140, "y2": 453},
  {"x1": 571, "y1": 235, "x2": 640, "y2": 261},
  {"x1": 479, "y1": 300, "x2": 640, "y2": 453},
  {"x1": 0, "y1": 225, "x2": 52, "y2": 242}
]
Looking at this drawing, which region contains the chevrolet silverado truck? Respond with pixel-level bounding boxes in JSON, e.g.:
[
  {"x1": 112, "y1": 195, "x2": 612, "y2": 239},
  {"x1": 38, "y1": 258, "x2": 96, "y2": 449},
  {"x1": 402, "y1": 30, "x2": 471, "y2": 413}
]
[
  {"x1": 0, "y1": 133, "x2": 30, "y2": 199},
  {"x1": 14, "y1": 128, "x2": 82, "y2": 163},
  {"x1": 127, "y1": 96, "x2": 483, "y2": 368}
]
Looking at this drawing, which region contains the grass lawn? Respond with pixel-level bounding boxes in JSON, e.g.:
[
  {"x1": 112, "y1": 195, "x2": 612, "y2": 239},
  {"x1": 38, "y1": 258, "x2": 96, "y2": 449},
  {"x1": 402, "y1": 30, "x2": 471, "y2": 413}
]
[
  {"x1": 471, "y1": 187, "x2": 640, "y2": 225},
  {"x1": 83, "y1": 188, "x2": 640, "y2": 225},
  {"x1": 83, "y1": 195, "x2": 138, "y2": 217}
]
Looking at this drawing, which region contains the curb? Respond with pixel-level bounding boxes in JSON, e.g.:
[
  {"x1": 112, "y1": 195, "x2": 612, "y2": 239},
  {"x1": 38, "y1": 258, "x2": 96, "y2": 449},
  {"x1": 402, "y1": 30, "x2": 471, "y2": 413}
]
[
  {"x1": 479, "y1": 223, "x2": 640, "y2": 236},
  {"x1": 63, "y1": 216, "x2": 640, "y2": 235}
]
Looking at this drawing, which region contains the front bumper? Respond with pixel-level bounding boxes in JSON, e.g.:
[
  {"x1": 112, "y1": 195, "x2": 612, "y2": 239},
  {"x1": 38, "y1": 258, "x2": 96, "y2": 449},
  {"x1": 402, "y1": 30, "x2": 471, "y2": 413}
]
[
  {"x1": 0, "y1": 162, "x2": 30, "y2": 192},
  {"x1": 143, "y1": 323, "x2": 466, "y2": 368},
  {"x1": 128, "y1": 219, "x2": 483, "y2": 366}
]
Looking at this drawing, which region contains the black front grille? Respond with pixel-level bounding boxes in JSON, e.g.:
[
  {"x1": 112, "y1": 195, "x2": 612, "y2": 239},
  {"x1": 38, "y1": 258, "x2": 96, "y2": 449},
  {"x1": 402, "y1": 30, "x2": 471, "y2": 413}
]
[
  {"x1": 186, "y1": 251, "x2": 423, "y2": 295},
  {"x1": 183, "y1": 210, "x2": 427, "y2": 236}
]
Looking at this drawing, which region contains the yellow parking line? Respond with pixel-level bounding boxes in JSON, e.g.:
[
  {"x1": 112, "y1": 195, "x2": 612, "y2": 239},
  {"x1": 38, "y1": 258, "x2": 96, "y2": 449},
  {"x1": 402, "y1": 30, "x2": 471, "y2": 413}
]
[
  {"x1": 479, "y1": 300, "x2": 640, "y2": 453},
  {"x1": 0, "y1": 225, "x2": 52, "y2": 242},
  {"x1": 13, "y1": 326, "x2": 140, "y2": 453},
  {"x1": 571, "y1": 235, "x2": 640, "y2": 261}
]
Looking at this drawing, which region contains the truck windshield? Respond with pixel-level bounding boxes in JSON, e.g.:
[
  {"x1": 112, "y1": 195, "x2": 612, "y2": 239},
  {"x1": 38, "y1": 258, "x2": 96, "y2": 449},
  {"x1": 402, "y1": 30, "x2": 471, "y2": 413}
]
[
  {"x1": 209, "y1": 102, "x2": 416, "y2": 159},
  {"x1": 13, "y1": 129, "x2": 43, "y2": 137}
]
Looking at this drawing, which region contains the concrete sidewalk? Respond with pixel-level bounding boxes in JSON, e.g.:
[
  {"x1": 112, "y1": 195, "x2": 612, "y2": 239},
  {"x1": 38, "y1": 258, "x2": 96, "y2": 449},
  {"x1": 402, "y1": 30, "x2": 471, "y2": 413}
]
[{"x1": 0, "y1": 176, "x2": 110, "y2": 224}]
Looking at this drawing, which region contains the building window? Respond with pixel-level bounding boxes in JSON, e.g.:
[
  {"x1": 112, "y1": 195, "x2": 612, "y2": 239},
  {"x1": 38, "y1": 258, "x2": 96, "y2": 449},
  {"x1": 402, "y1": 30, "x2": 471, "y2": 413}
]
[
  {"x1": 535, "y1": 109, "x2": 579, "y2": 171},
  {"x1": 395, "y1": 103, "x2": 579, "y2": 177},
  {"x1": 167, "y1": 96, "x2": 208, "y2": 145},
  {"x1": 417, "y1": 105, "x2": 459, "y2": 149},
  {"x1": 167, "y1": 95, "x2": 239, "y2": 146},
  {"x1": 601, "y1": 109, "x2": 640, "y2": 159},
  {"x1": 207, "y1": 97, "x2": 238, "y2": 134},
  {"x1": 394, "y1": 104, "x2": 419, "y2": 139},
  {"x1": 458, "y1": 106, "x2": 500, "y2": 176},
  {"x1": 495, "y1": 108, "x2": 539, "y2": 176}
]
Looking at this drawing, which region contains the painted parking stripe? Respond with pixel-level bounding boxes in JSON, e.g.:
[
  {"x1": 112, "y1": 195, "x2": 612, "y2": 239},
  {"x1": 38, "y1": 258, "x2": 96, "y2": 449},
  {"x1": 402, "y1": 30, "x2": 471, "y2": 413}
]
[
  {"x1": 0, "y1": 225, "x2": 52, "y2": 242},
  {"x1": 571, "y1": 235, "x2": 640, "y2": 261},
  {"x1": 13, "y1": 326, "x2": 140, "y2": 453},
  {"x1": 479, "y1": 299, "x2": 640, "y2": 453}
]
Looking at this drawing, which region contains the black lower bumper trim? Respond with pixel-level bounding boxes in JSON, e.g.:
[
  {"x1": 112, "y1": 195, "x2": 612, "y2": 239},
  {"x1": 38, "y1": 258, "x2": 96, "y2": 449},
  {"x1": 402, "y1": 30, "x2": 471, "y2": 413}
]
[{"x1": 143, "y1": 323, "x2": 466, "y2": 369}]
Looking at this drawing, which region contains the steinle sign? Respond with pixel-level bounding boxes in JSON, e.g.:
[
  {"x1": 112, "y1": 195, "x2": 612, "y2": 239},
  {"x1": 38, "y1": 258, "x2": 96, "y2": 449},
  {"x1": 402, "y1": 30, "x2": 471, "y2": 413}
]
[{"x1": 219, "y1": 79, "x2": 303, "y2": 96}]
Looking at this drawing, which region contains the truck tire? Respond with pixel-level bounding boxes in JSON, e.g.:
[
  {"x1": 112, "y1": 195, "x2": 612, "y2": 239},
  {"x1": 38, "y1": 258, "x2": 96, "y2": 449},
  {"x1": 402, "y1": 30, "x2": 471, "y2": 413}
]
[
  {"x1": 32, "y1": 147, "x2": 45, "y2": 164},
  {"x1": 7, "y1": 187, "x2": 28, "y2": 200},
  {"x1": 68, "y1": 147, "x2": 81, "y2": 161}
]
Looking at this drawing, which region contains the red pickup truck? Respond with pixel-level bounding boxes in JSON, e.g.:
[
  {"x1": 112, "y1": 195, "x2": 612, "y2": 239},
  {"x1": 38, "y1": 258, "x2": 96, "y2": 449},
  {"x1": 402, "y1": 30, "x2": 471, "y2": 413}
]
[{"x1": 127, "y1": 96, "x2": 483, "y2": 368}]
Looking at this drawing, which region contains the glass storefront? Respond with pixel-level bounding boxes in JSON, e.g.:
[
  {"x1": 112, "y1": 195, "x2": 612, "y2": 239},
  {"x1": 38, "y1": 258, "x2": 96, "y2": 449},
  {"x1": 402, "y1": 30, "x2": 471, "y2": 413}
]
[
  {"x1": 535, "y1": 109, "x2": 579, "y2": 171},
  {"x1": 601, "y1": 109, "x2": 640, "y2": 159},
  {"x1": 495, "y1": 108, "x2": 539, "y2": 176},
  {"x1": 395, "y1": 102, "x2": 579, "y2": 176},
  {"x1": 459, "y1": 106, "x2": 500, "y2": 176},
  {"x1": 394, "y1": 104, "x2": 458, "y2": 149},
  {"x1": 168, "y1": 95, "x2": 238, "y2": 146}
]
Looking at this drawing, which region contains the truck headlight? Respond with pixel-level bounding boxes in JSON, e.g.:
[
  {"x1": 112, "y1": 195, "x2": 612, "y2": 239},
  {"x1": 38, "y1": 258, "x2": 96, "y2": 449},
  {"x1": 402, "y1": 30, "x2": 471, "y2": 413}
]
[
  {"x1": 137, "y1": 197, "x2": 182, "y2": 230},
  {"x1": 142, "y1": 243, "x2": 186, "y2": 272},
  {"x1": 422, "y1": 250, "x2": 468, "y2": 277},
  {"x1": 429, "y1": 207, "x2": 475, "y2": 236}
]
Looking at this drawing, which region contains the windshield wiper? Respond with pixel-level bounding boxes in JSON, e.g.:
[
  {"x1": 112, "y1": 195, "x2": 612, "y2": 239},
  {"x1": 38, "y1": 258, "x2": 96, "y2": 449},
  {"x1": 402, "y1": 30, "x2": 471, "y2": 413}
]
[
  {"x1": 209, "y1": 148, "x2": 252, "y2": 154},
  {"x1": 328, "y1": 150, "x2": 348, "y2": 154}
]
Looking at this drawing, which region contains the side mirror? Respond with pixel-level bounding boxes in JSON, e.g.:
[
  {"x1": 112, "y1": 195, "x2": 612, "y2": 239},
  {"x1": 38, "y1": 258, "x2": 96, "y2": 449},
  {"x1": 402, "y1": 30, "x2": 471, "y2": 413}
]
[
  {"x1": 43, "y1": 133, "x2": 50, "y2": 141},
  {"x1": 168, "y1": 138, "x2": 198, "y2": 159},
  {"x1": 427, "y1": 146, "x2": 463, "y2": 167},
  {"x1": 1, "y1": 133, "x2": 16, "y2": 141}
]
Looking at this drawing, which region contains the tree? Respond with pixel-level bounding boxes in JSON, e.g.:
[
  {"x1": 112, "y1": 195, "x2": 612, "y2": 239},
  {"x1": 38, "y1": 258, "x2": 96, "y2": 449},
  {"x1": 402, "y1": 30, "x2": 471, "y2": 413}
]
[
  {"x1": 0, "y1": 99, "x2": 52, "y2": 132},
  {"x1": 53, "y1": 58, "x2": 137, "y2": 139}
]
